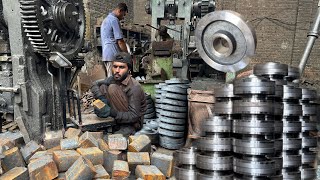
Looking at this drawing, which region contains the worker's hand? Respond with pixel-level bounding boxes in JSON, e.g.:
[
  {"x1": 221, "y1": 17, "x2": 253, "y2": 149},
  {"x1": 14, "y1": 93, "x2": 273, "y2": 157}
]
[
  {"x1": 110, "y1": 107, "x2": 118, "y2": 118},
  {"x1": 98, "y1": 95, "x2": 108, "y2": 105},
  {"x1": 94, "y1": 103, "x2": 111, "y2": 118}
]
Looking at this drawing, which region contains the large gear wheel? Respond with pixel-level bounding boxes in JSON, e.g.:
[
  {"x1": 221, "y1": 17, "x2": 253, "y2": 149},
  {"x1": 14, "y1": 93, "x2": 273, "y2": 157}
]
[{"x1": 20, "y1": 0, "x2": 85, "y2": 59}]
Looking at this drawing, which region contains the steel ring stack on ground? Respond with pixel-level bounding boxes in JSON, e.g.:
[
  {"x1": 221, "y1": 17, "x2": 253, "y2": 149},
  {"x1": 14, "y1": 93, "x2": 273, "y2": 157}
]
[
  {"x1": 233, "y1": 75, "x2": 278, "y2": 179},
  {"x1": 281, "y1": 83, "x2": 303, "y2": 179},
  {"x1": 253, "y1": 62, "x2": 289, "y2": 178},
  {"x1": 285, "y1": 66, "x2": 300, "y2": 83},
  {"x1": 174, "y1": 147, "x2": 198, "y2": 180},
  {"x1": 154, "y1": 83, "x2": 166, "y2": 118},
  {"x1": 195, "y1": 84, "x2": 235, "y2": 180},
  {"x1": 144, "y1": 93, "x2": 158, "y2": 130},
  {"x1": 300, "y1": 88, "x2": 318, "y2": 180},
  {"x1": 157, "y1": 78, "x2": 189, "y2": 150}
]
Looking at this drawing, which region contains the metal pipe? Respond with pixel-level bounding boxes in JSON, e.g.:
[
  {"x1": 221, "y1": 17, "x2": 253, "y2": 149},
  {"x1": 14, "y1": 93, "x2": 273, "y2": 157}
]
[
  {"x1": 299, "y1": 1, "x2": 320, "y2": 77},
  {"x1": 0, "y1": 86, "x2": 19, "y2": 93}
]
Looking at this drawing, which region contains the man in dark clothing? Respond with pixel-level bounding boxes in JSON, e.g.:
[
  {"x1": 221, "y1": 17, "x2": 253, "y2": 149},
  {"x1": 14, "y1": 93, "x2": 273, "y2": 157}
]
[{"x1": 91, "y1": 52, "x2": 147, "y2": 136}]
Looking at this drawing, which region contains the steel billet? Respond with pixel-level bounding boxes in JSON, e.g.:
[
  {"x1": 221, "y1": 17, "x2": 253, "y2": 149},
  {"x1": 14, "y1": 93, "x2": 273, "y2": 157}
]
[
  {"x1": 159, "y1": 116, "x2": 186, "y2": 125},
  {"x1": 196, "y1": 136, "x2": 232, "y2": 151},
  {"x1": 159, "y1": 121, "x2": 185, "y2": 131},
  {"x1": 283, "y1": 85, "x2": 302, "y2": 100},
  {"x1": 253, "y1": 62, "x2": 288, "y2": 76},
  {"x1": 160, "y1": 104, "x2": 187, "y2": 112},
  {"x1": 158, "y1": 128, "x2": 184, "y2": 138},
  {"x1": 197, "y1": 171, "x2": 233, "y2": 180},
  {"x1": 203, "y1": 116, "x2": 231, "y2": 133},
  {"x1": 174, "y1": 166, "x2": 197, "y2": 180},
  {"x1": 196, "y1": 153, "x2": 233, "y2": 171},
  {"x1": 176, "y1": 147, "x2": 197, "y2": 165},
  {"x1": 159, "y1": 109, "x2": 187, "y2": 119},
  {"x1": 160, "y1": 98, "x2": 187, "y2": 107},
  {"x1": 215, "y1": 84, "x2": 236, "y2": 98},
  {"x1": 282, "y1": 103, "x2": 302, "y2": 116},
  {"x1": 301, "y1": 88, "x2": 317, "y2": 101},
  {"x1": 282, "y1": 153, "x2": 302, "y2": 168}
]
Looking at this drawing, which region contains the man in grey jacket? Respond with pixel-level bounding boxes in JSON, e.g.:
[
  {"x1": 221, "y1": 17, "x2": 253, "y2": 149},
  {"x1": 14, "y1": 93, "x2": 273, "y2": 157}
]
[{"x1": 91, "y1": 52, "x2": 146, "y2": 136}]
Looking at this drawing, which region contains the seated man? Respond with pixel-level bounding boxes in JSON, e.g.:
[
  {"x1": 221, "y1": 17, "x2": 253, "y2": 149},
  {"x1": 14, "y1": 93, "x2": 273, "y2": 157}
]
[{"x1": 91, "y1": 52, "x2": 147, "y2": 136}]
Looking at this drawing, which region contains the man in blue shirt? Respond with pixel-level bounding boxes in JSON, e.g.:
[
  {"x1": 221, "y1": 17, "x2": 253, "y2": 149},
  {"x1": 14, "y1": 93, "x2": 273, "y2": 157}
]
[{"x1": 101, "y1": 3, "x2": 128, "y2": 77}]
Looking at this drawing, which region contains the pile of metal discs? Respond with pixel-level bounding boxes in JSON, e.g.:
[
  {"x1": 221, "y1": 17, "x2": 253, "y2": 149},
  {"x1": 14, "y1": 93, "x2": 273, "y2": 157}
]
[
  {"x1": 157, "y1": 78, "x2": 189, "y2": 150},
  {"x1": 174, "y1": 147, "x2": 198, "y2": 180},
  {"x1": 233, "y1": 75, "x2": 277, "y2": 179},
  {"x1": 300, "y1": 88, "x2": 318, "y2": 179},
  {"x1": 144, "y1": 93, "x2": 158, "y2": 130},
  {"x1": 195, "y1": 84, "x2": 235, "y2": 179}
]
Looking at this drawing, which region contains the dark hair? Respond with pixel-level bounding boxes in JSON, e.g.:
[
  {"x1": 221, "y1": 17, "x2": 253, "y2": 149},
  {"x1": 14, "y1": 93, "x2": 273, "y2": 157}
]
[{"x1": 117, "y1": 3, "x2": 128, "y2": 13}]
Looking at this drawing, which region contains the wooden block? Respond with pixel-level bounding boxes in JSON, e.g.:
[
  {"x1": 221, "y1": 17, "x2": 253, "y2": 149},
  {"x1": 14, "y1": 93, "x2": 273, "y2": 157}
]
[
  {"x1": 98, "y1": 139, "x2": 109, "y2": 151},
  {"x1": 1, "y1": 147, "x2": 26, "y2": 172},
  {"x1": 53, "y1": 150, "x2": 81, "y2": 172},
  {"x1": 108, "y1": 135, "x2": 127, "y2": 150},
  {"x1": 64, "y1": 128, "x2": 82, "y2": 139},
  {"x1": 76, "y1": 147, "x2": 103, "y2": 165},
  {"x1": 94, "y1": 164, "x2": 110, "y2": 179},
  {"x1": 103, "y1": 150, "x2": 123, "y2": 173},
  {"x1": 79, "y1": 131, "x2": 98, "y2": 148},
  {"x1": 135, "y1": 165, "x2": 165, "y2": 180},
  {"x1": 28, "y1": 156, "x2": 58, "y2": 180},
  {"x1": 151, "y1": 152, "x2": 174, "y2": 178},
  {"x1": 29, "y1": 151, "x2": 53, "y2": 164},
  {"x1": 65, "y1": 157, "x2": 96, "y2": 180},
  {"x1": 0, "y1": 167, "x2": 28, "y2": 180},
  {"x1": 60, "y1": 137, "x2": 79, "y2": 150},
  {"x1": 127, "y1": 152, "x2": 150, "y2": 172},
  {"x1": 128, "y1": 135, "x2": 151, "y2": 152},
  {"x1": 54, "y1": 173, "x2": 66, "y2": 180},
  {"x1": 20, "y1": 140, "x2": 43, "y2": 162},
  {"x1": 112, "y1": 160, "x2": 129, "y2": 178},
  {"x1": 88, "y1": 131, "x2": 103, "y2": 140}
]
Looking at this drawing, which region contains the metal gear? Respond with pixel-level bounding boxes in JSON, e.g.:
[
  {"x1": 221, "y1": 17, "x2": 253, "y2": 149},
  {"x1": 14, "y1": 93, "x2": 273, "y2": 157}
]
[{"x1": 20, "y1": 0, "x2": 85, "y2": 59}]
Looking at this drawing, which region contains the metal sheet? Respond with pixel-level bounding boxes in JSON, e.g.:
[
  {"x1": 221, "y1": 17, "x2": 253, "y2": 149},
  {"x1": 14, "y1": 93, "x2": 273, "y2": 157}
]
[{"x1": 195, "y1": 10, "x2": 256, "y2": 72}]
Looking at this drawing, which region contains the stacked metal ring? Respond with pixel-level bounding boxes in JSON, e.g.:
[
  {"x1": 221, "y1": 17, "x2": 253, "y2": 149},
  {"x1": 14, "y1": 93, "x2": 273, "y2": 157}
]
[
  {"x1": 233, "y1": 75, "x2": 277, "y2": 178},
  {"x1": 299, "y1": 88, "x2": 318, "y2": 180},
  {"x1": 157, "y1": 78, "x2": 189, "y2": 150},
  {"x1": 143, "y1": 93, "x2": 158, "y2": 130},
  {"x1": 174, "y1": 147, "x2": 198, "y2": 180},
  {"x1": 285, "y1": 66, "x2": 300, "y2": 82}
]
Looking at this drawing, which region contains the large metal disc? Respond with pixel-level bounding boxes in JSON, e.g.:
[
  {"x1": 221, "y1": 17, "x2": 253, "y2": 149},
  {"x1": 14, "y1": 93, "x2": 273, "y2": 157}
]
[{"x1": 196, "y1": 10, "x2": 256, "y2": 72}]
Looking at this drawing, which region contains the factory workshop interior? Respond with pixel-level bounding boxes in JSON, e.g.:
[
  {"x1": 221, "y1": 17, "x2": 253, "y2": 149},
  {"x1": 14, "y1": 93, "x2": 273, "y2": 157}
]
[{"x1": 0, "y1": 0, "x2": 320, "y2": 179}]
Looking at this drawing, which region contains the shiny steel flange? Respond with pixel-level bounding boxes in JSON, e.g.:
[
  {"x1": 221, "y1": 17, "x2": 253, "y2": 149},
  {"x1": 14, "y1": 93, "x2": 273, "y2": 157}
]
[
  {"x1": 301, "y1": 119, "x2": 317, "y2": 132},
  {"x1": 285, "y1": 66, "x2": 300, "y2": 81},
  {"x1": 233, "y1": 138, "x2": 274, "y2": 155},
  {"x1": 271, "y1": 156, "x2": 283, "y2": 171},
  {"x1": 202, "y1": 116, "x2": 231, "y2": 133},
  {"x1": 301, "y1": 88, "x2": 317, "y2": 101},
  {"x1": 282, "y1": 120, "x2": 301, "y2": 133},
  {"x1": 195, "y1": 10, "x2": 256, "y2": 72},
  {"x1": 274, "y1": 139, "x2": 283, "y2": 152},
  {"x1": 196, "y1": 152, "x2": 233, "y2": 171},
  {"x1": 282, "y1": 153, "x2": 302, "y2": 168},
  {"x1": 282, "y1": 136, "x2": 301, "y2": 151},
  {"x1": 283, "y1": 103, "x2": 302, "y2": 116},
  {"x1": 283, "y1": 85, "x2": 302, "y2": 100},
  {"x1": 300, "y1": 166, "x2": 317, "y2": 180},
  {"x1": 301, "y1": 150, "x2": 316, "y2": 164},
  {"x1": 234, "y1": 75, "x2": 275, "y2": 95},
  {"x1": 196, "y1": 135, "x2": 232, "y2": 151},
  {"x1": 233, "y1": 158, "x2": 276, "y2": 176},
  {"x1": 253, "y1": 62, "x2": 288, "y2": 77},
  {"x1": 176, "y1": 147, "x2": 197, "y2": 165},
  {"x1": 233, "y1": 119, "x2": 274, "y2": 134},
  {"x1": 197, "y1": 171, "x2": 234, "y2": 180},
  {"x1": 214, "y1": 100, "x2": 233, "y2": 115},
  {"x1": 301, "y1": 103, "x2": 317, "y2": 116},
  {"x1": 234, "y1": 174, "x2": 283, "y2": 180},
  {"x1": 282, "y1": 169, "x2": 301, "y2": 179},
  {"x1": 174, "y1": 166, "x2": 197, "y2": 180},
  {"x1": 215, "y1": 84, "x2": 236, "y2": 98},
  {"x1": 274, "y1": 121, "x2": 283, "y2": 134},
  {"x1": 302, "y1": 136, "x2": 317, "y2": 148},
  {"x1": 233, "y1": 100, "x2": 274, "y2": 115}
]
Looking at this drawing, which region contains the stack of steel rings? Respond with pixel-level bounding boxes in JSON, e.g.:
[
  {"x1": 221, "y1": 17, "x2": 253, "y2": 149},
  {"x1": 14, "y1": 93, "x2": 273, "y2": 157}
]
[
  {"x1": 195, "y1": 84, "x2": 236, "y2": 179},
  {"x1": 144, "y1": 93, "x2": 158, "y2": 130},
  {"x1": 300, "y1": 88, "x2": 318, "y2": 179},
  {"x1": 175, "y1": 147, "x2": 198, "y2": 180},
  {"x1": 157, "y1": 78, "x2": 189, "y2": 149},
  {"x1": 233, "y1": 74, "x2": 278, "y2": 179}
]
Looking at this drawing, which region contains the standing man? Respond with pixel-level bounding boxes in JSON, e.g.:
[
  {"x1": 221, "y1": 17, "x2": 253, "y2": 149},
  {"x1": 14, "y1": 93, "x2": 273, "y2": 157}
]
[
  {"x1": 101, "y1": 3, "x2": 128, "y2": 77},
  {"x1": 91, "y1": 52, "x2": 146, "y2": 136}
]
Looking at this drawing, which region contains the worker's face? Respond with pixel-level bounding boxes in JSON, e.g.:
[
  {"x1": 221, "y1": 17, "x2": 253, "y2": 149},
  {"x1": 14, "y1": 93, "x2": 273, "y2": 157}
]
[
  {"x1": 118, "y1": 10, "x2": 127, "y2": 20},
  {"x1": 112, "y1": 61, "x2": 129, "y2": 81}
]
